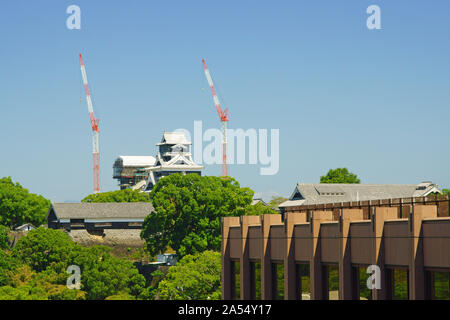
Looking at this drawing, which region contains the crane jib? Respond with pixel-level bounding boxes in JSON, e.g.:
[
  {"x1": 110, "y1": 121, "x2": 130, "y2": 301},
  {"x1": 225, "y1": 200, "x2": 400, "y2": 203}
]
[{"x1": 79, "y1": 53, "x2": 100, "y2": 193}]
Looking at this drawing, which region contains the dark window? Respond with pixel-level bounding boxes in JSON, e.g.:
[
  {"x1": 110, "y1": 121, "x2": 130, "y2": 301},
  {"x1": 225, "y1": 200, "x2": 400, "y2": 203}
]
[
  {"x1": 250, "y1": 262, "x2": 261, "y2": 300},
  {"x1": 231, "y1": 261, "x2": 240, "y2": 300},
  {"x1": 271, "y1": 263, "x2": 284, "y2": 300},
  {"x1": 323, "y1": 265, "x2": 339, "y2": 300},
  {"x1": 431, "y1": 271, "x2": 450, "y2": 300},
  {"x1": 296, "y1": 263, "x2": 310, "y2": 300},
  {"x1": 393, "y1": 268, "x2": 409, "y2": 300},
  {"x1": 353, "y1": 266, "x2": 372, "y2": 300},
  {"x1": 292, "y1": 191, "x2": 303, "y2": 201}
]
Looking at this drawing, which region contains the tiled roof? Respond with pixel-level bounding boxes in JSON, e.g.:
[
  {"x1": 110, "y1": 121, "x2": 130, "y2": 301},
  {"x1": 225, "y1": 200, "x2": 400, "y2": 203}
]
[
  {"x1": 48, "y1": 202, "x2": 154, "y2": 220},
  {"x1": 279, "y1": 182, "x2": 441, "y2": 207},
  {"x1": 157, "y1": 132, "x2": 191, "y2": 145}
]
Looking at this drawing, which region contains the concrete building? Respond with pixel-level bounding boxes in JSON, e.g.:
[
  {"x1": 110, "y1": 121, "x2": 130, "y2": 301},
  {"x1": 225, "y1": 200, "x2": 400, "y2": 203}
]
[
  {"x1": 221, "y1": 195, "x2": 450, "y2": 300},
  {"x1": 279, "y1": 182, "x2": 441, "y2": 214}
]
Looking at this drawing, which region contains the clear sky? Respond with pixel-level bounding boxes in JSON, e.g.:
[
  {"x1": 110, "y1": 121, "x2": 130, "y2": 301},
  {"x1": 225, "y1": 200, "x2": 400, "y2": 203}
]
[{"x1": 1, "y1": 0, "x2": 449, "y2": 202}]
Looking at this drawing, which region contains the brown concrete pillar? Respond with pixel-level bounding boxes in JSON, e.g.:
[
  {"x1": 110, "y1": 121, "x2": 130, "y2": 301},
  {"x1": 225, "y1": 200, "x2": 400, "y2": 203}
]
[
  {"x1": 240, "y1": 215, "x2": 260, "y2": 300},
  {"x1": 408, "y1": 204, "x2": 437, "y2": 300},
  {"x1": 284, "y1": 212, "x2": 307, "y2": 300},
  {"x1": 222, "y1": 216, "x2": 240, "y2": 300},
  {"x1": 339, "y1": 208, "x2": 364, "y2": 300},
  {"x1": 261, "y1": 214, "x2": 282, "y2": 300},
  {"x1": 371, "y1": 207, "x2": 397, "y2": 300},
  {"x1": 310, "y1": 210, "x2": 333, "y2": 300}
]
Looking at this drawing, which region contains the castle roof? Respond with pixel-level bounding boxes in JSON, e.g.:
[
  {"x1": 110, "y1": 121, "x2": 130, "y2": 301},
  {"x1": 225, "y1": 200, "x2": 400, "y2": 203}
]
[
  {"x1": 279, "y1": 182, "x2": 441, "y2": 208},
  {"x1": 157, "y1": 132, "x2": 191, "y2": 146},
  {"x1": 47, "y1": 202, "x2": 154, "y2": 221}
]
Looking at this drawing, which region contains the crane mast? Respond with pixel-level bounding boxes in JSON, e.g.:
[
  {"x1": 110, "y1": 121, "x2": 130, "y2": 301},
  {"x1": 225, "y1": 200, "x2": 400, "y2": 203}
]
[
  {"x1": 79, "y1": 54, "x2": 100, "y2": 193},
  {"x1": 202, "y1": 58, "x2": 229, "y2": 177}
]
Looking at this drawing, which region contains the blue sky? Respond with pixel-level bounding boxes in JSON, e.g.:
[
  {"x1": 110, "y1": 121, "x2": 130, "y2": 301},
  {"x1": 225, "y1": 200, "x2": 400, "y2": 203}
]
[{"x1": 0, "y1": 1, "x2": 449, "y2": 202}]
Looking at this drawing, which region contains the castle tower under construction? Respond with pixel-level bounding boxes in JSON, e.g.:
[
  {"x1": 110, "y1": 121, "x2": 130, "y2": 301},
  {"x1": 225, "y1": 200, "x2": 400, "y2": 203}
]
[{"x1": 113, "y1": 131, "x2": 203, "y2": 192}]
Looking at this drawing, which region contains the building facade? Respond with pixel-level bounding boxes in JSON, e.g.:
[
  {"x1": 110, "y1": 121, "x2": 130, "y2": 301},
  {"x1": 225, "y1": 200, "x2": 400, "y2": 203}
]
[
  {"x1": 112, "y1": 132, "x2": 203, "y2": 192},
  {"x1": 222, "y1": 195, "x2": 450, "y2": 300},
  {"x1": 144, "y1": 132, "x2": 203, "y2": 191}
]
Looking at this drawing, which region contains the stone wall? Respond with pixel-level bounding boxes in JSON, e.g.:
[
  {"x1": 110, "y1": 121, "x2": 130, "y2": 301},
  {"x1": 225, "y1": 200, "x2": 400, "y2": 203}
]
[{"x1": 68, "y1": 229, "x2": 144, "y2": 248}]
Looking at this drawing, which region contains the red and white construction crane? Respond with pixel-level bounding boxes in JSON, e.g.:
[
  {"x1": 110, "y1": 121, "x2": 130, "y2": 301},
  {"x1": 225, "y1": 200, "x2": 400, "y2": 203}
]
[
  {"x1": 202, "y1": 58, "x2": 229, "y2": 177},
  {"x1": 79, "y1": 53, "x2": 100, "y2": 193}
]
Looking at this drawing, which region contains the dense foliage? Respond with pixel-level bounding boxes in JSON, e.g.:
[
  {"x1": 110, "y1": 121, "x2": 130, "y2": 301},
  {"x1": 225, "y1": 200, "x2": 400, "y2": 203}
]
[
  {"x1": 141, "y1": 174, "x2": 253, "y2": 257},
  {"x1": 0, "y1": 226, "x2": 10, "y2": 250},
  {"x1": 320, "y1": 168, "x2": 361, "y2": 184},
  {"x1": 0, "y1": 264, "x2": 85, "y2": 300},
  {"x1": 0, "y1": 177, "x2": 51, "y2": 228},
  {"x1": 158, "y1": 251, "x2": 221, "y2": 300},
  {"x1": 267, "y1": 196, "x2": 288, "y2": 209},
  {"x1": 0, "y1": 227, "x2": 147, "y2": 300},
  {"x1": 0, "y1": 250, "x2": 20, "y2": 287},
  {"x1": 246, "y1": 196, "x2": 289, "y2": 214},
  {"x1": 81, "y1": 189, "x2": 152, "y2": 203},
  {"x1": 71, "y1": 246, "x2": 146, "y2": 300},
  {"x1": 13, "y1": 227, "x2": 77, "y2": 272},
  {"x1": 244, "y1": 202, "x2": 278, "y2": 215}
]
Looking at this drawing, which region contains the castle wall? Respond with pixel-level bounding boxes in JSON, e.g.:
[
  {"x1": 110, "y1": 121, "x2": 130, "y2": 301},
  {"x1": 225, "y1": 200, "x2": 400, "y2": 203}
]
[{"x1": 68, "y1": 228, "x2": 144, "y2": 248}]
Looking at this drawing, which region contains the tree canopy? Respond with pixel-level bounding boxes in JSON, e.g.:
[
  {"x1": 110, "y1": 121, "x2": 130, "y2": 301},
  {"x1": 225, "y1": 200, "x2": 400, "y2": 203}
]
[
  {"x1": 244, "y1": 202, "x2": 278, "y2": 215},
  {"x1": 0, "y1": 264, "x2": 85, "y2": 300},
  {"x1": 0, "y1": 177, "x2": 51, "y2": 229},
  {"x1": 71, "y1": 246, "x2": 146, "y2": 300},
  {"x1": 0, "y1": 250, "x2": 20, "y2": 287},
  {"x1": 157, "y1": 251, "x2": 221, "y2": 300},
  {"x1": 13, "y1": 227, "x2": 77, "y2": 272},
  {"x1": 6, "y1": 227, "x2": 147, "y2": 300},
  {"x1": 81, "y1": 189, "x2": 151, "y2": 203},
  {"x1": 320, "y1": 168, "x2": 361, "y2": 184},
  {"x1": 141, "y1": 174, "x2": 253, "y2": 257},
  {"x1": 0, "y1": 226, "x2": 10, "y2": 250},
  {"x1": 268, "y1": 196, "x2": 288, "y2": 207},
  {"x1": 244, "y1": 196, "x2": 287, "y2": 215}
]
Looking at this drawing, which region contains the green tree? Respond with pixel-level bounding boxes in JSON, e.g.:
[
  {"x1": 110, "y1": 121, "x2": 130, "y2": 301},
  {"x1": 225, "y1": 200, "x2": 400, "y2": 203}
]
[
  {"x1": 0, "y1": 250, "x2": 20, "y2": 286},
  {"x1": 442, "y1": 189, "x2": 450, "y2": 195},
  {"x1": 0, "y1": 226, "x2": 10, "y2": 250},
  {"x1": 244, "y1": 202, "x2": 277, "y2": 215},
  {"x1": 320, "y1": 168, "x2": 361, "y2": 184},
  {"x1": 81, "y1": 189, "x2": 151, "y2": 203},
  {"x1": 73, "y1": 247, "x2": 146, "y2": 300},
  {"x1": 13, "y1": 227, "x2": 78, "y2": 273},
  {"x1": 11, "y1": 228, "x2": 147, "y2": 300},
  {"x1": 141, "y1": 174, "x2": 253, "y2": 257},
  {"x1": 0, "y1": 264, "x2": 86, "y2": 300},
  {"x1": 268, "y1": 196, "x2": 288, "y2": 210},
  {"x1": 105, "y1": 292, "x2": 135, "y2": 300},
  {"x1": 0, "y1": 284, "x2": 49, "y2": 300},
  {"x1": 158, "y1": 251, "x2": 221, "y2": 300},
  {"x1": 0, "y1": 177, "x2": 51, "y2": 228}
]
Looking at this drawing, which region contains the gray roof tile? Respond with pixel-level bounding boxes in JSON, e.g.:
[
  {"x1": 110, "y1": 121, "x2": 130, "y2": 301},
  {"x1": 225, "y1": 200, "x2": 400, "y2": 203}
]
[
  {"x1": 279, "y1": 182, "x2": 441, "y2": 207},
  {"x1": 49, "y1": 202, "x2": 154, "y2": 220}
]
